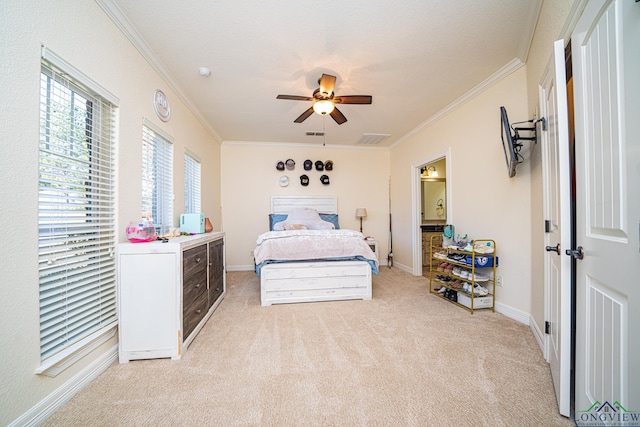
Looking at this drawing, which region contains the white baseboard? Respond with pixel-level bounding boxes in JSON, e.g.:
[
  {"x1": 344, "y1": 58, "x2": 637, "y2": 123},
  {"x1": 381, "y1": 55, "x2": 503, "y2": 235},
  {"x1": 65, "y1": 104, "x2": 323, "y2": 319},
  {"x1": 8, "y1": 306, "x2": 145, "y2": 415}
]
[
  {"x1": 494, "y1": 301, "x2": 529, "y2": 325},
  {"x1": 227, "y1": 264, "x2": 255, "y2": 272},
  {"x1": 495, "y1": 303, "x2": 546, "y2": 360},
  {"x1": 9, "y1": 345, "x2": 118, "y2": 427},
  {"x1": 529, "y1": 315, "x2": 548, "y2": 361},
  {"x1": 391, "y1": 262, "x2": 412, "y2": 274}
]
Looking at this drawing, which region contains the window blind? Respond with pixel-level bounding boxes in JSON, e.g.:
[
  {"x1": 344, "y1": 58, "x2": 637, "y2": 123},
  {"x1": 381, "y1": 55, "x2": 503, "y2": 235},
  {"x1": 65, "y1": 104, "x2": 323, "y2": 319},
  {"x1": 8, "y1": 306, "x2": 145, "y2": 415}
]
[
  {"x1": 38, "y1": 62, "x2": 117, "y2": 362},
  {"x1": 184, "y1": 151, "x2": 201, "y2": 213},
  {"x1": 142, "y1": 125, "x2": 173, "y2": 234}
]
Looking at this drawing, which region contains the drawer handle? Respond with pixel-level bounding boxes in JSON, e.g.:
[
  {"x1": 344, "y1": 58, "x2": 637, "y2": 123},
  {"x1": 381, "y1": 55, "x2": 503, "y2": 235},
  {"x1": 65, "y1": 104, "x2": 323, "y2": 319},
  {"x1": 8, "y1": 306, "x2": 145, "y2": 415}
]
[
  {"x1": 195, "y1": 283, "x2": 201, "y2": 288},
  {"x1": 196, "y1": 257, "x2": 202, "y2": 263},
  {"x1": 195, "y1": 309, "x2": 202, "y2": 314},
  {"x1": 215, "y1": 287, "x2": 221, "y2": 292}
]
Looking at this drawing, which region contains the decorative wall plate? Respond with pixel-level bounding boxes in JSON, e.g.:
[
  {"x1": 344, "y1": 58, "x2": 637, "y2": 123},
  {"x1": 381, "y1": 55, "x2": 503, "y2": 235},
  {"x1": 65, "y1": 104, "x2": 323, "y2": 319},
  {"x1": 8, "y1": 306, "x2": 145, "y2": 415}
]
[
  {"x1": 279, "y1": 175, "x2": 290, "y2": 187},
  {"x1": 153, "y1": 89, "x2": 171, "y2": 122}
]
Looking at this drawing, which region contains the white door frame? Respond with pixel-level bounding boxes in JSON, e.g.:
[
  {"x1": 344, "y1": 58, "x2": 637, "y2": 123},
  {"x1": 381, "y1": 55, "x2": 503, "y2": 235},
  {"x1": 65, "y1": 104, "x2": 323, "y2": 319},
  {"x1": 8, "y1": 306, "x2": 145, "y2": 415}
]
[
  {"x1": 539, "y1": 39, "x2": 572, "y2": 417},
  {"x1": 411, "y1": 148, "x2": 451, "y2": 276}
]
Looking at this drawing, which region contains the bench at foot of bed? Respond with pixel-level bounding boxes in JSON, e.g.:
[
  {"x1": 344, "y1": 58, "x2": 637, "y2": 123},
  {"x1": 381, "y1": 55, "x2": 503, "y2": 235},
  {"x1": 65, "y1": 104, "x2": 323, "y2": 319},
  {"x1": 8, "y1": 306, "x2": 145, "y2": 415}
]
[{"x1": 260, "y1": 260, "x2": 372, "y2": 306}]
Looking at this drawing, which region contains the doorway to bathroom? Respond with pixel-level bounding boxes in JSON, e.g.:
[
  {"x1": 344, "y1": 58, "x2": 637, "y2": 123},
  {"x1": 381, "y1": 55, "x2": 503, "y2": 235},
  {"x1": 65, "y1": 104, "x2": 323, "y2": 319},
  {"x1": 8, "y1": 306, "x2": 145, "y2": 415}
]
[{"x1": 411, "y1": 150, "x2": 450, "y2": 277}]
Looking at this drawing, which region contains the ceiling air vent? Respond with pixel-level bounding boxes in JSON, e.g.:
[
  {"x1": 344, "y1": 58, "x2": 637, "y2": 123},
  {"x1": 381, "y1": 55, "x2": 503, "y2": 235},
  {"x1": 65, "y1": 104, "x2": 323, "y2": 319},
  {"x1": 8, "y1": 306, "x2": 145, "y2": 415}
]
[
  {"x1": 305, "y1": 131, "x2": 325, "y2": 136},
  {"x1": 356, "y1": 133, "x2": 391, "y2": 145}
]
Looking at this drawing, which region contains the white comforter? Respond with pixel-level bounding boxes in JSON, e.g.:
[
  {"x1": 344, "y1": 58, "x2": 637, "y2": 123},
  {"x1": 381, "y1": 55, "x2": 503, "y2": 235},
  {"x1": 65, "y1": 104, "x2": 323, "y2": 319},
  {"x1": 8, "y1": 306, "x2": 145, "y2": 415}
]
[{"x1": 254, "y1": 229, "x2": 378, "y2": 267}]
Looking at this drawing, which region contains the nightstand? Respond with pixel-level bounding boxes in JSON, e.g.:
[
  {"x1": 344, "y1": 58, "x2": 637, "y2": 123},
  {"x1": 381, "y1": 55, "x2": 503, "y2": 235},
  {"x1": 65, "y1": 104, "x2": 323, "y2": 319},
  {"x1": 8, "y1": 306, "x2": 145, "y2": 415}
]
[{"x1": 365, "y1": 239, "x2": 378, "y2": 259}]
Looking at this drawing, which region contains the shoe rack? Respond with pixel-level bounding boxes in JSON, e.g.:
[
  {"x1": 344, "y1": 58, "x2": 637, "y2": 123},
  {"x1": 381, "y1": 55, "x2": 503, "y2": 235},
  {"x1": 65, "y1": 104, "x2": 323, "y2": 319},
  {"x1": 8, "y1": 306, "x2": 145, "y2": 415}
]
[{"x1": 429, "y1": 234, "x2": 497, "y2": 313}]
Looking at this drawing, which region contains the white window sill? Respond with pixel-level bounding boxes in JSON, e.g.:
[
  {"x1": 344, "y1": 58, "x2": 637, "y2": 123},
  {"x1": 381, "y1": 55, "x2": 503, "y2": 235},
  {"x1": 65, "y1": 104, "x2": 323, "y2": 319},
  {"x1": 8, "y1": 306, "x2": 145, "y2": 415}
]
[{"x1": 35, "y1": 322, "x2": 118, "y2": 378}]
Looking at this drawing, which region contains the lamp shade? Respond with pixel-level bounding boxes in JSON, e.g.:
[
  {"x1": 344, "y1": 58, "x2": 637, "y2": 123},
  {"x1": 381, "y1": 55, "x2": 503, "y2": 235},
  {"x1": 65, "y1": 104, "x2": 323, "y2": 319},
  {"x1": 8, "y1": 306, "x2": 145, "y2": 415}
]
[{"x1": 355, "y1": 208, "x2": 367, "y2": 218}]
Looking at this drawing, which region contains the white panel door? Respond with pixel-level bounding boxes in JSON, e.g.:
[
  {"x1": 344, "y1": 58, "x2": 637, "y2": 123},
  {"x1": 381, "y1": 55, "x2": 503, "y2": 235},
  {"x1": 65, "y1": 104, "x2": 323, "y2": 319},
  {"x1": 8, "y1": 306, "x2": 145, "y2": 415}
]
[
  {"x1": 539, "y1": 39, "x2": 572, "y2": 417},
  {"x1": 572, "y1": 0, "x2": 640, "y2": 418}
]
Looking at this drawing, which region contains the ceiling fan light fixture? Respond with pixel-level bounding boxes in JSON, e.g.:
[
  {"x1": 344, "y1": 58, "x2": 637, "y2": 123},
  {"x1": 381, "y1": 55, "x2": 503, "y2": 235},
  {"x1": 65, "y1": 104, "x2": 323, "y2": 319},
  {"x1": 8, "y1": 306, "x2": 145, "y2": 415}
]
[
  {"x1": 313, "y1": 100, "x2": 335, "y2": 115},
  {"x1": 277, "y1": 73, "x2": 370, "y2": 124}
]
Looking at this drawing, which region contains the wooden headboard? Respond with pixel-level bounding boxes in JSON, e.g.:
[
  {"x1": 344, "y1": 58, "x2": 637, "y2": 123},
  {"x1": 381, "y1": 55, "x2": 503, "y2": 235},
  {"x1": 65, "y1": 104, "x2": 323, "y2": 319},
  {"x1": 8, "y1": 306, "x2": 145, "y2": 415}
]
[{"x1": 271, "y1": 196, "x2": 338, "y2": 214}]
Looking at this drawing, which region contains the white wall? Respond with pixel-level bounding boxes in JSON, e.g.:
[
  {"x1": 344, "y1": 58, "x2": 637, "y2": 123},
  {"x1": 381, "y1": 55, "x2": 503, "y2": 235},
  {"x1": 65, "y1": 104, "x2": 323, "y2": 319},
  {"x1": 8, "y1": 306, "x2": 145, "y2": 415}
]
[
  {"x1": 389, "y1": 68, "x2": 533, "y2": 314},
  {"x1": 0, "y1": 2, "x2": 220, "y2": 424},
  {"x1": 221, "y1": 143, "x2": 390, "y2": 269},
  {"x1": 524, "y1": 0, "x2": 577, "y2": 336}
]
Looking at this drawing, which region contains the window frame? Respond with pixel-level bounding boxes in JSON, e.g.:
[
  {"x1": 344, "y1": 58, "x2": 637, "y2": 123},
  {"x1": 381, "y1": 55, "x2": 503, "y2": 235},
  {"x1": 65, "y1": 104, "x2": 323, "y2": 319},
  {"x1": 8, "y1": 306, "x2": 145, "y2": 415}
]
[
  {"x1": 36, "y1": 47, "x2": 119, "y2": 377},
  {"x1": 141, "y1": 119, "x2": 174, "y2": 235},
  {"x1": 184, "y1": 150, "x2": 201, "y2": 214}
]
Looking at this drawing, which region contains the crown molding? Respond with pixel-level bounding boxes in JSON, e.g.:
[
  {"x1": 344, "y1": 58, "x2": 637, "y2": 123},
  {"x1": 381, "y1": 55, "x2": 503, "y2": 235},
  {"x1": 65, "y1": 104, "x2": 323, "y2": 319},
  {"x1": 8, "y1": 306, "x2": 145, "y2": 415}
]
[
  {"x1": 95, "y1": 0, "x2": 222, "y2": 143},
  {"x1": 390, "y1": 57, "x2": 525, "y2": 150}
]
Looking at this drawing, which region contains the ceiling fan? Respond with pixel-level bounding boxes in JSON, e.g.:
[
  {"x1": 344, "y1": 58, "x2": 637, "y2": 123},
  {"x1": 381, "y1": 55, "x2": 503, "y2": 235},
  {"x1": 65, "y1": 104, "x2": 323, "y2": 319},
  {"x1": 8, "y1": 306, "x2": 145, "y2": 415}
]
[{"x1": 276, "y1": 74, "x2": 372, "y2": 125}]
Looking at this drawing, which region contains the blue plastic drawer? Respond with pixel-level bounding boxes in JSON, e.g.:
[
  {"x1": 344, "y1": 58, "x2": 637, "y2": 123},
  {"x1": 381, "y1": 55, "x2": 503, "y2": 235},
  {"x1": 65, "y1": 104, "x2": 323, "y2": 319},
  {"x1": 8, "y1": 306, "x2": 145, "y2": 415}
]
[{"x1": 465, "y1": 255, "x2": 498, "y2": 268}]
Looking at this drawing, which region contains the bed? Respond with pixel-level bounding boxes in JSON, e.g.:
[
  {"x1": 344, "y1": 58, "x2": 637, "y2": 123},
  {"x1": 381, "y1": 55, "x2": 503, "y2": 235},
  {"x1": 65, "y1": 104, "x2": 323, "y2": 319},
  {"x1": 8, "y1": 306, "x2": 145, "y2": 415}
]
[{"x1": 254, "y1": 196, "x2": 378, "y2": 306}]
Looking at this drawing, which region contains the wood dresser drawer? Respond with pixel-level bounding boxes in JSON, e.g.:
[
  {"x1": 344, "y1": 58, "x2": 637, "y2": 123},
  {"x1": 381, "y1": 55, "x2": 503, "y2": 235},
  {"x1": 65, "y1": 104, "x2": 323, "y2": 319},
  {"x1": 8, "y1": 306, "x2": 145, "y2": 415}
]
[
  {"x1": 183, "y1": 291, "x2": 208, "y2": 339},
  {"x1": 208, "y1": 238, "x2": 224, "y2": 308},
  {"x1": 183, "y1": 245, "x2": 207, "y2": 280},
  {"x1": 183, "y1": 272, "x2": 207, "y2": 308},
  {"x1": 208, "y1": 280, "x2": 224, "y2": 307},
  {"x1": 183, "y1": 244, "x2": 207, "y2": 307}
]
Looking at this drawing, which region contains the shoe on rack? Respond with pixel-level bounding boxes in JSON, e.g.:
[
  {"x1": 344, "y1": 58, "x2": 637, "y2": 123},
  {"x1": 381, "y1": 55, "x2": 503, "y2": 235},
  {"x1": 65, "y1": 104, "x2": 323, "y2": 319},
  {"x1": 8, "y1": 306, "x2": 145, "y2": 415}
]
[
  {"x1": 473, "y1": 241, "x2": 495, "y2": 254},
  {"x1": 450, "y1": 280, "x2": 464, "y2": 290},
  {"x1": 473, "y1": 271, "x2": 490, "y2": 281},
  {"x1": 461, "y1": 282, "x2": 489, "y2": 296},
  {"x1": 473, "y1": 283, "x2": 489, "y2": 296},
  {"x1": 433, "y1": 251, "x2": 445, "y2": 260},
  {"x1": 438, "y1": 286, "x2": 446, "y2": 293},
  {"x1": 447, "y1": 253, "x2": 466, "y2": 264},
  {"x1": 450, "y1": 241, "x2": 465, "y2": 250}
]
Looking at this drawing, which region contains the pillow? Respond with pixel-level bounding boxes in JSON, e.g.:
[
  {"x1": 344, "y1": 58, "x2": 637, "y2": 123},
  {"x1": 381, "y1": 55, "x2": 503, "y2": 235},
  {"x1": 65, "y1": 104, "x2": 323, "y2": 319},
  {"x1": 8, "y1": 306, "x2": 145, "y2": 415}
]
[
  {"x1": 269, "y1": 214, "x2": 288, "y2": 231},
  {"x1": 272, "y1": 208, "x2": 335, "y2": 231},
  {"x1": 269, "y1": 213, "x2": 340, "y2": 230},
  {"x1": 283, "y1": 223, "x2": 307, "y2": 230},
  {"x1": 319, "y1": 214, "x2": 340, "y2": 229}
]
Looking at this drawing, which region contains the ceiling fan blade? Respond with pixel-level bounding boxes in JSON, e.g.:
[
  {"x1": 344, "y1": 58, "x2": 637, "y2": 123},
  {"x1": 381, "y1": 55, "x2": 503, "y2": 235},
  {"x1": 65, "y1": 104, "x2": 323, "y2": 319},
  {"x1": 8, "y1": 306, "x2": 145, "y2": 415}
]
[
  {"x1": 333, "y1": 95, "x2": 372, "y2": 104},
  {"x1": 318, "y1": 74, "x2": 336, "y2": 97},
  {"x1": 277, "y1": 94, "x2": 314, "y2": 101},
  {"x1": 294, "y1": 106, "x2": 315, "y2": 123},
  {"x1": 329, "y1": 107, "x2": 347, "y2": 125}
]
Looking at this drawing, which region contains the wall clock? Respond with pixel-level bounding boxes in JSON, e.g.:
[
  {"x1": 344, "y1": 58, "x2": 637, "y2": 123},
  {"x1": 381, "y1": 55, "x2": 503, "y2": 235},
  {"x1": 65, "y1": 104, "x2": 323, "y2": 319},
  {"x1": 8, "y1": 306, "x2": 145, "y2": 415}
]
[{"x1": 153, "y1": 89, "x2": 171, "y2": 122}]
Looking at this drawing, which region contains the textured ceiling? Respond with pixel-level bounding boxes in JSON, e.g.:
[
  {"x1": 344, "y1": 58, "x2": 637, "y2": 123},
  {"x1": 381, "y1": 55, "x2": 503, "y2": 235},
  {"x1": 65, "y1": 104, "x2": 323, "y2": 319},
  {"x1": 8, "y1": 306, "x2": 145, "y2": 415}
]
[{"x1": 101, "y1": 0, "x2": 540, "y2": 147}]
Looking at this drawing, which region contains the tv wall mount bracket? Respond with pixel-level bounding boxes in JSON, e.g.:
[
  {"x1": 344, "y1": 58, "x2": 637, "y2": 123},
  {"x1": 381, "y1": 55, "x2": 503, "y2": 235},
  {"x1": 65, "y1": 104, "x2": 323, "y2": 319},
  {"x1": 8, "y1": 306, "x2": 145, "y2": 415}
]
[{"x1": 512, "y1": 116, "x2": 547, "y2": 146}]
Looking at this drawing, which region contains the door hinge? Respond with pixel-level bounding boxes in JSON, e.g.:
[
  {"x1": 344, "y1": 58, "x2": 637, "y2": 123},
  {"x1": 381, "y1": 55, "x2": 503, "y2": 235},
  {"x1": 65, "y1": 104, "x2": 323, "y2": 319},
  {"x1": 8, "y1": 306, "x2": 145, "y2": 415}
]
[
  {"x1": 545, "y1": 321, "x2": 551, "y2": 334},
  {"x1": 545, "y1": 220, "x2": 551, "y2": 233}
]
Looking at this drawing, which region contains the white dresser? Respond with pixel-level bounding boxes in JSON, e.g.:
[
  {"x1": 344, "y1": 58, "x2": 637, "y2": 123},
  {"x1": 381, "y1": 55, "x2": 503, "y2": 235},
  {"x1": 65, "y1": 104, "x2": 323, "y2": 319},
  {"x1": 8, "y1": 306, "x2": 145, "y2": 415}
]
[{"x1": 117, "y1": 232, "x2": 225, "y2": 363}]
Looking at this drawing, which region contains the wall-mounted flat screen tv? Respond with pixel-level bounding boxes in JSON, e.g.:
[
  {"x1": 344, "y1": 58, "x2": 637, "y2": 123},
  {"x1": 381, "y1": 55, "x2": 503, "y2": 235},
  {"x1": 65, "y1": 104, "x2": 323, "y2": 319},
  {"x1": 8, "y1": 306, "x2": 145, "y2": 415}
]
[{"x1": 500, "y1": 106, "x2": 522, "y2": 178}]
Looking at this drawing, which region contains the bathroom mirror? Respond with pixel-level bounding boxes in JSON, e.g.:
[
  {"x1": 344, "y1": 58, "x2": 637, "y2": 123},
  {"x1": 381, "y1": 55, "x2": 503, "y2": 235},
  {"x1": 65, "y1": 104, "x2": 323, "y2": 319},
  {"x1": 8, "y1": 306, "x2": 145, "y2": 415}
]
[{"x1": 420, "y1": 158, "x2": 446, "y2": 222}]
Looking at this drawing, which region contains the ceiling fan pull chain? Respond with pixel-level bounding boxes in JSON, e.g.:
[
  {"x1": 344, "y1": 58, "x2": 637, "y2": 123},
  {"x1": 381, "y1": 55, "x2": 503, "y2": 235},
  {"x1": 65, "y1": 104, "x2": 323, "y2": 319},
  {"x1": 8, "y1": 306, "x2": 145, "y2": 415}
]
[{"x1": 323, "y1": 116, "x2": 326, "y2": 146}]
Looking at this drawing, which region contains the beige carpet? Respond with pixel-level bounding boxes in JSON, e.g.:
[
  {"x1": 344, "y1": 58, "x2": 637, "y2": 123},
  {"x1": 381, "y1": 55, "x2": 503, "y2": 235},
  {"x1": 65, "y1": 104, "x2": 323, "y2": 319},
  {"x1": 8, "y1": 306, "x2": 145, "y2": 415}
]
[{"x1": 44, "y1": 267, "x2": 575, "y2": 426}]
